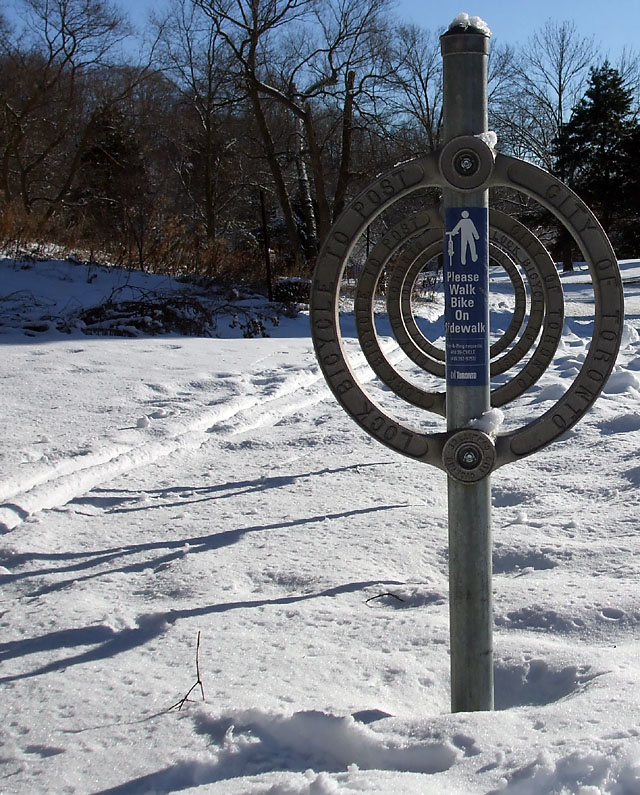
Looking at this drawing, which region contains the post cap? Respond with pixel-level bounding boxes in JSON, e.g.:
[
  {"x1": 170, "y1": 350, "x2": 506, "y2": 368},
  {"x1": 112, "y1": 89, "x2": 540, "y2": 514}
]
[
  {"x1": 440, "y1": 14, "x2": 491, "y2": 55},
  {"x1": 442, "y1": 13, "x2": 491, "y2": 37}
]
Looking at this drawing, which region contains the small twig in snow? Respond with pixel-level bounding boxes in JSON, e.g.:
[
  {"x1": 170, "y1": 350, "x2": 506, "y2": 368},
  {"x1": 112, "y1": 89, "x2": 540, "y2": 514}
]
[
  {"x1": 167, "y1": 631, "x2": 205, "y2": 711},
  {"x1": 365, "y1": 592, "x2": 405, "y2": 606}
]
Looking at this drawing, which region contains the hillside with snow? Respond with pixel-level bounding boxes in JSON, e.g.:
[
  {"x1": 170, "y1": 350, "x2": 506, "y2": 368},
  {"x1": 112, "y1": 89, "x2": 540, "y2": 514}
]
[{"x1": 1, "y1": 252, "x2": 640, "y2": 794}]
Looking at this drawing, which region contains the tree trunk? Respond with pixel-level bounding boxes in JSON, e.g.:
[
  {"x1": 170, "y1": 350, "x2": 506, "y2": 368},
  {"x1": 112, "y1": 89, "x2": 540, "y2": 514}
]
[
  {"x1": 293, "y1": 94, "x2": 318, "y2": 258},
  {"x1": 304, "y1": 108, "x2": 331, "y2": 246},
  {"x1": 203, "y1": 114, "x2": 217, "y2": 244},
  {"x1": 248, "y1": 83, "x2": 304, "y2": 268},
  {"x1": 332, "y1": 70, "x2": 355, "y2": 223},
  {"x1": 559, "y1": 225, "x2": 573, "y2": 271}
]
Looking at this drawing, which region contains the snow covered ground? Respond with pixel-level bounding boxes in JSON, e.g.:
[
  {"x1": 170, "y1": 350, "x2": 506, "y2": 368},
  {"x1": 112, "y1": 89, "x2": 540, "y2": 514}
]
[{"x1": 1, "y1": 252, "x2": 640, "y2": 794}]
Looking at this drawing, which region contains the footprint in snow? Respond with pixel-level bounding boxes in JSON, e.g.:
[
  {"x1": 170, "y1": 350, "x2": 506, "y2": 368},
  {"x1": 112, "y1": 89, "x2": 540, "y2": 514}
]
[
  {"x1": 596, "y1": 413, "x2": 640, "y2": 434},
  {"x1": 492, "y1": 546, "x2": 558, "y2": 575},
  {"x1": 603, "y1": 371, "x2": 640, "y2": 394},
  {"x1": 601, "y1": 607, "x2": 624, "y2": 620},
  {"x1": 148, "y1": 408, "x2": 172, "y2": 419}
]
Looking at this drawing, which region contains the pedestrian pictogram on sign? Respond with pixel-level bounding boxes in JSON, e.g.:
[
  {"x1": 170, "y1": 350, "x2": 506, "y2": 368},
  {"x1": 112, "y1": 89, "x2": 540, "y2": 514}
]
[{"x1": 447, "y1": 210, "x2": 480, "y2": 265}]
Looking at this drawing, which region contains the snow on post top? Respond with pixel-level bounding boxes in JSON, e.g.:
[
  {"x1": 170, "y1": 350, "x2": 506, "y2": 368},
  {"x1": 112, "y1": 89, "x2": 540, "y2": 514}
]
[{"x1": 447, "y1": 13, "x2": 491, "y2": 36}]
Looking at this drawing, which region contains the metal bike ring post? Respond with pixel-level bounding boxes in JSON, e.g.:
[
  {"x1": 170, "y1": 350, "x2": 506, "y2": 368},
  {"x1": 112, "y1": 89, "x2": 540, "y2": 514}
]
[{"x1": 310, "y1": 142, "x2": 623, "y2": 475}]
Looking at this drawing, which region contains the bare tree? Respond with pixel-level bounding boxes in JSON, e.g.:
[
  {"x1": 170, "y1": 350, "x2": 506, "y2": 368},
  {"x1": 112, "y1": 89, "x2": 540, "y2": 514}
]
[
  {"x1": 156, "y1": 0, "x2": 247, "y2": 250},
  {"x1": 192, "y1": 0, "x2": 310, "y2": 265},
  {"x1": 493, "y1": 20, "x2": 597, "y2": 169},
  {"x1": 387, "y1": 24, "x2": 443, "y2": 152},
  {"x1": 0, "y1": 0, "x2": 156, "y2": 224},
  {"x1": 194, "y1": 0, "x2": 392, "y2": 265},
  {"x1": 615, "y1": 46, "x2": 640, "y2": 116}
]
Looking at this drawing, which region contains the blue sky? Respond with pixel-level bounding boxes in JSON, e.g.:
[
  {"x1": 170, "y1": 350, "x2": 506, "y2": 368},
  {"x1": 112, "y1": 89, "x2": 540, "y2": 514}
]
[
  {"x1": 107, "y1": 0, "x2": 640, "y2": 63},
  {"x1": 395, "y1": 0, "x2": 640, "y2": 60},
  {"x1": 6, "y1": 0, "x2": 640, "y2": 63}
]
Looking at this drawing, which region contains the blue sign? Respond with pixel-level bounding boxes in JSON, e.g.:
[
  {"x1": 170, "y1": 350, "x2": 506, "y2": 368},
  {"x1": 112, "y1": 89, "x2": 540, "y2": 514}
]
[{"x1": 444, "y1": 207, "x2": 489, "y2": 386}]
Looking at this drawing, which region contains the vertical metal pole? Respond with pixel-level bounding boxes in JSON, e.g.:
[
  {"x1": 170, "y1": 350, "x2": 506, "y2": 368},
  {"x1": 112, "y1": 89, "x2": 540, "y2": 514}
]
[{"x1": 440, "y1": 21, "x2": 493, "y2": 712}]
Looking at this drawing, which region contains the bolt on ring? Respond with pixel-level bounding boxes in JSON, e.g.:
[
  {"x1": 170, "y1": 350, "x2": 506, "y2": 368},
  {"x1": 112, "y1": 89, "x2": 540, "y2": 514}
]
[
  {"x1": 454, "y1": 151, "x2": 480, "y2": 176},
  {"x1": 458, "y1": 444, "x2": 482, "y2": 469},
  {"x1": 442, "y1": 430, "x2": 496, "y2": 482},
  {"x1": 439, "y1": 135, "x2": 494, "y2": 191}
]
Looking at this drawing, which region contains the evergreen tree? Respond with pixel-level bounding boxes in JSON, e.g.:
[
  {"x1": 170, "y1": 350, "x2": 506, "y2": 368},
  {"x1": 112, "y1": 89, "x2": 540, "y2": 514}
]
[
  {"x1": 555, "y1": 62, "x2": 640, "y2": 260},
  {"x1": 75, "y1": 105, "x2": 152, "y2": 264}
]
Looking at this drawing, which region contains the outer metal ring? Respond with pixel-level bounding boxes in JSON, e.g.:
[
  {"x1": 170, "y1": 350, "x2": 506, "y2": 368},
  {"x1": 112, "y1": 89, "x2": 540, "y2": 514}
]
[{"x1": 309, "y1": 145, "x2": 624, "y2": 475}]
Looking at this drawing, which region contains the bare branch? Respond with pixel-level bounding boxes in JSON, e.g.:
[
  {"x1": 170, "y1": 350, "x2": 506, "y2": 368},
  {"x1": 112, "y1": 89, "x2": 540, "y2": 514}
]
[{"x1": 167, "y1": 631, "x2": 206, "y2": 711}]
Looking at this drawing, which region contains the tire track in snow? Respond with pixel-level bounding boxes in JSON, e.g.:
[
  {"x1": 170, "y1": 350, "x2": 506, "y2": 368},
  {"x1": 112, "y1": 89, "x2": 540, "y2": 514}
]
[
  {"x1": 0, "y1": 340, "x2": 405, "y2": 532},
  {"x1": 205, "y1": 340, "x2": 406, "y2": 438},
  {"x1": 0, "y1": 370, "x2": 323, "y2": 532}
]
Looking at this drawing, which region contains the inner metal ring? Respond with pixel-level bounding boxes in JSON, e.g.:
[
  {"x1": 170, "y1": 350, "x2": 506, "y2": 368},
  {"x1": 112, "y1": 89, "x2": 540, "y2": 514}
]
[
  {"x1": 387, "y1": 240, "x2": 525, "y2": 377},
  {"x1": 354, "y1": 210, "x2": 564, "y2": 414},
  {"x1": 384, "y1": 209, "x2": 548, "y2": 377},
  {"x1": 388, "y1": 240, "x2": 527, "y2": 368}
]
